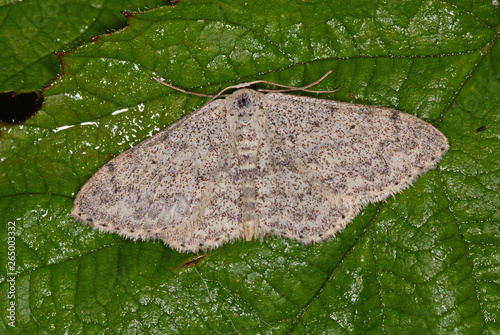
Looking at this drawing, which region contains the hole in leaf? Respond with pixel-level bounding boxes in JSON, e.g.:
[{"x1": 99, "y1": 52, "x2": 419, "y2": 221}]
[{"x1": 0, "y1": 91, "x2": 43, "y2": 124}]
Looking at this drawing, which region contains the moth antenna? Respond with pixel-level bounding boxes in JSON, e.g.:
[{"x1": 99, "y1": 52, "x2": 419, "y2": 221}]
[
  {"x1": 257, "y1": 69, "x2": 343, "y2": 93},
  {"x1": 153, "y1": 76, "x2": 217, "y2": 98},
  {"x1": 153, "y1": 69, "x2": 342, "y2": 102}
]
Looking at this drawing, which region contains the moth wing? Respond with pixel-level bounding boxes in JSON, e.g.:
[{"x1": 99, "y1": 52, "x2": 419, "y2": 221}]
[
  {"x1": 255, "y1": 132, "x2": 362, "y2": 243},
  {"x1": 72, "y1": 99, "x2": 243, "y2": 252},
  {"x1": 255, "y1": 93, "x2": 448, "y2": 241},
  {"x1": 263, "y1": 93, "x2": 448, "y2": 204}
]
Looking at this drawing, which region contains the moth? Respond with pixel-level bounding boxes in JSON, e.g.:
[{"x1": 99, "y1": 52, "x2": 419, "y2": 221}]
[{"x1": 72, "y1": 71, "x2": 449, "y2": 252}]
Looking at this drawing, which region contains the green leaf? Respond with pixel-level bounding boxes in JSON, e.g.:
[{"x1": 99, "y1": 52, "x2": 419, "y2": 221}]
[
  {"x1": 0, "y1": 0, "x2": 168, "y2": 92},
  {"x1": 1, "y1": 0, "x2": 499, "y2": 333}
]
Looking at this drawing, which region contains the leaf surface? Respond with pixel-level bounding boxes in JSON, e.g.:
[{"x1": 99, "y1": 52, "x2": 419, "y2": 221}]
[{"x1": 1, "y1": 0, "x2": 499, "y2": 334}]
